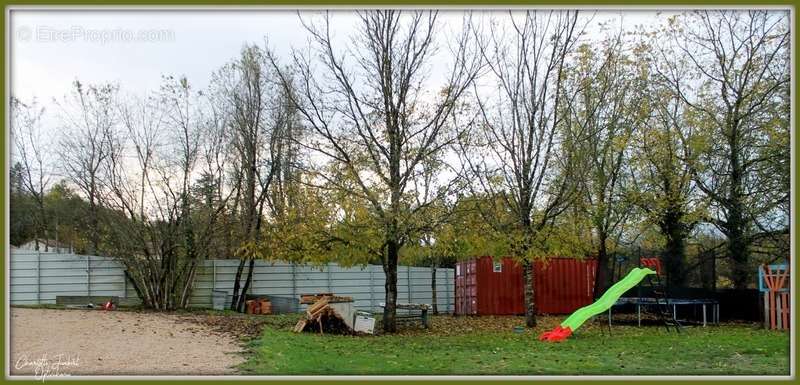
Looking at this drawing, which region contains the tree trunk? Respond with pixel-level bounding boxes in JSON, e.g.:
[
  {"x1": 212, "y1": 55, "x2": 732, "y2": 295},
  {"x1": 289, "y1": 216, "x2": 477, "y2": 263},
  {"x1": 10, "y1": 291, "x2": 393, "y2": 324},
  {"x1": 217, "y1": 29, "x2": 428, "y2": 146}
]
[
  {"x1": 236, "y1": 258, "x2": 256, "y2": 312},
  {"x1": 662, "y1": 214, "x2": 687, "y2": 288},
  {"x1": 179, "y1": 261, "x2": 198, "y2": 309},
  {"x1": 657, "y1": 204, "x2": 688, "y2": 288},
  {"x1": 124, "y1": 270, "x2": 145, "y2": 306},
  {"x1": 592, "y1": 235, "x2": 610, "y2": 300},
  {"x1": 89, "y1": 181, "x2": 99, "y2": 255},
  {"x1": 38, "y1": 200, "x2": 47, "y2": 252},
  {"x1": 699, "y1": 249, "x2": 717, "y2": 291},
  {"x1": 728, "y1": 220, "x2": 749, "y2": 290},
  {"x1": 230, "y1": 258, "x2": 246, "y2": 311},
  {"x1": 727, "y1": 119, "x2": 749, "y2": 290},
  {"x1": 382, "y1": 239, "x2": 399, "y2": 333},
  {"x1": 430, "y1": 261, "x2": 438, "y2": 315},
  {"x1": 523, "y1": 260, "x2": 536, "y2": 327}
]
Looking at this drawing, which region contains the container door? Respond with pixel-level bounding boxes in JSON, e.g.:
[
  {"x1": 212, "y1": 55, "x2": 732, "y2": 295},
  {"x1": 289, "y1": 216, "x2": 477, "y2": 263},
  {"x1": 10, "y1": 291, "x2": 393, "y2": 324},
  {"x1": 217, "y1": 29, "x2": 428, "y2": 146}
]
[{"x1": 465, "y1": 260, "x2": 477, "y2": 315}]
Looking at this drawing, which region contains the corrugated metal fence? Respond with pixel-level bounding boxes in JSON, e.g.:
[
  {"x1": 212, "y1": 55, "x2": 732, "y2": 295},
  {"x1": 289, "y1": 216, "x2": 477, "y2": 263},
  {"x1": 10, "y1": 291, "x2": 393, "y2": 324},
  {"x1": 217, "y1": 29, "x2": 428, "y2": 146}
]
[
  {"x1": 9, "y1": 250, "x2": 455, "y2": 313},
  {"x1": 10, "y1": 251, "x2": 131, "y2": 304}
]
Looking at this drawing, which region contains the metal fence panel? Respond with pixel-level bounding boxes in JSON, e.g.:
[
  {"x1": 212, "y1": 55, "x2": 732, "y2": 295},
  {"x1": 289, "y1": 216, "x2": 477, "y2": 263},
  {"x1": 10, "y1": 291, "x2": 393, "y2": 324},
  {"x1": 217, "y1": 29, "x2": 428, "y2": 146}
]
[{"x1": 9, "y1": 250, "x2": 455, "y2": 312}]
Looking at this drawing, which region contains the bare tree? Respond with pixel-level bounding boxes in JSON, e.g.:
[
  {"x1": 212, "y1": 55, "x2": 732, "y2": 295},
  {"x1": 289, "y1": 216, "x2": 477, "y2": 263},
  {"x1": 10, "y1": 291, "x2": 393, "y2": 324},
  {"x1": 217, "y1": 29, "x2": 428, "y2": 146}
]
[
  {"x1": 268, "y1": 10, "x2": 481, "y2": 332},
  {"x1": 96, "y1": 83, "x2": 198, "y2": 309},
  {"x1": 57, "y1": 80, "x2": 118, "y2": 254},
  {"x1": 267, "y1": 72, "x2": 304, "y2": 221},
  {"x1": 103, "y1": 94, "x2": 169, "y2": 308},
  {"x1": 11, "y1": 97, "x2": 52, "y2": 251},
  {"x1": 159, "y1": 75, "x2": 237, "y2": 307},
  {"x1": 459, "y1": 11, "x2": 582, "y2": 327},
  {"x1": 561, "y1": 36, "x2": 638, "y2": 294},
  {"x1": 191, "y1": 82, "x2": 240, "y2": 264},
  {"x1": 211, "y1": 45, "x2": 284, "y2": 312},
  {"x1": 410, "y1": 153, "x2": 466, "y2": 316}
]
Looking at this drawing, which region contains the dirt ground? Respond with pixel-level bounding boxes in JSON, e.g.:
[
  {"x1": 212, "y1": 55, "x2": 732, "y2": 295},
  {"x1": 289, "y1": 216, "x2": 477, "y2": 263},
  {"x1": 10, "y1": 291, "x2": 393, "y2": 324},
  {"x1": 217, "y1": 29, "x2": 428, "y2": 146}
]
[{"x1": 10, "y1": 308, "x2": 245, "y2": 376}]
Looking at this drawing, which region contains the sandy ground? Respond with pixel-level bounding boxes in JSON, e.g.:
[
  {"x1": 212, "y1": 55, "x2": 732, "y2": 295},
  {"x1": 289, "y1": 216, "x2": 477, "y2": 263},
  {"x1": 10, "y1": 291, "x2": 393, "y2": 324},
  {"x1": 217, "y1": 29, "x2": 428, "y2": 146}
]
[{"x1": 10, "y1": 308, "x2": 245, "y2": 376}]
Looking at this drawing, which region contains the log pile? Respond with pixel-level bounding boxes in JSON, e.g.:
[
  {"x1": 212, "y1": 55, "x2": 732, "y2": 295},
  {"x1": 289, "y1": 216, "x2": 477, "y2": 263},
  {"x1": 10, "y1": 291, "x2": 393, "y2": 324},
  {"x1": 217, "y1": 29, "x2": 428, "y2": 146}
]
[
  {"x1": 299, "y1": 293, "x2": 354, "y2": 304},
  {"x1": 293, "y1": 293, "x2": 355, "y2": 334}
]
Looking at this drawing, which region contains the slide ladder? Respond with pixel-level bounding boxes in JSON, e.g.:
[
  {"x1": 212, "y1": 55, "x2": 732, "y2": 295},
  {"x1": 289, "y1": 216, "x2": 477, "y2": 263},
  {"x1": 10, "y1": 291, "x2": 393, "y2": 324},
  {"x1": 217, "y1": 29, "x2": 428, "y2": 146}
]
[{"x1": 646, "y1": 273, "x2": 682, "y2": 333}]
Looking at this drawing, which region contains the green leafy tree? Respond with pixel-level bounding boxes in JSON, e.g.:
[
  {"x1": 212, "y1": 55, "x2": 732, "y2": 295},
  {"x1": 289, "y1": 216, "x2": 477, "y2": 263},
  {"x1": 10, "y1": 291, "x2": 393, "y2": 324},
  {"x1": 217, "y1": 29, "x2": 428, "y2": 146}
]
[
  {"x1": 658, "y1": 11, "x2": 790, "y2": 289},
  {"x1": 561, "y1": 35, "x2": 641, "y2": 294},
  {"x1": 627, "y1": 87, "x2": 706, "y2": 286},
  {"x1": 11, "y1": 97, "x2": 52, "y2": 251},
  {"x1": 9, "y1": 162, "x2": 38, "y2": 246}
]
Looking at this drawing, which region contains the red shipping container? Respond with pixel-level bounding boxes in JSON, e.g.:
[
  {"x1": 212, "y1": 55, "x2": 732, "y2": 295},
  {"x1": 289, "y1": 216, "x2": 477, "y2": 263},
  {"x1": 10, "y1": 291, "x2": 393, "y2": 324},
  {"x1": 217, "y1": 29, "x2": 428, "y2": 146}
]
[
  {"x1": 455, "y1": 257, "x2": 524, "y2": 315},
  {"x1": 534, "y1": 258, "x2": 597, "y2": 314},
  {"x1": 455, "y1": 256, "x2": 597, "y2": 315}
]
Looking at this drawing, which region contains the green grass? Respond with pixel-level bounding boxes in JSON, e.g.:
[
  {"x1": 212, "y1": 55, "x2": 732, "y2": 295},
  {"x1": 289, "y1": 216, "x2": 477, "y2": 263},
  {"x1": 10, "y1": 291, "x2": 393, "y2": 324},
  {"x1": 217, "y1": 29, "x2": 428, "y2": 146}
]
[{"x1": 239, "y1": 316, "x2": 790, "y2": 375}]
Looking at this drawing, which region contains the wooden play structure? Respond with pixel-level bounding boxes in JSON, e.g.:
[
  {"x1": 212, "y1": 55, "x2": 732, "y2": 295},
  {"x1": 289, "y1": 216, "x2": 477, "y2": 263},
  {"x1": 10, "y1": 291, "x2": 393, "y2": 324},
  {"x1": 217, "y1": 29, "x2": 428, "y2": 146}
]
[{"x1": 758, "y1": 264, "x2": 790, "y2": 330}]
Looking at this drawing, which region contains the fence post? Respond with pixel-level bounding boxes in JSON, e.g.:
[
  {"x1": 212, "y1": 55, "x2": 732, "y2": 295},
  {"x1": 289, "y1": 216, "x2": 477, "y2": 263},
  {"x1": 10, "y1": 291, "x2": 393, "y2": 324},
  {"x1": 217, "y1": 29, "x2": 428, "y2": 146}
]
[
  {"x1": 86, "y1": 255, "x2": 91, "y2": 297},
  {"x1": 292, "y1": 263, "x2": 298, "y2": 312},
  {"x1": 212, "y1": 259, "x2": 217, "y2": 291},
  {"x1": 407, "y1": 267, "x2": 412, "y2": 303},
  {"x1": 445, "y1": 269, "x2": 451, "y2": 313},
  {"x1": 327, "y1": 262, "x2": 332, "y2": 293},
  {"x1": 36, "y1": 251, "x2": 41, "y2": 304},
  {"x1": 369, "y1": 267, "x2": 375, "y2": 311}
]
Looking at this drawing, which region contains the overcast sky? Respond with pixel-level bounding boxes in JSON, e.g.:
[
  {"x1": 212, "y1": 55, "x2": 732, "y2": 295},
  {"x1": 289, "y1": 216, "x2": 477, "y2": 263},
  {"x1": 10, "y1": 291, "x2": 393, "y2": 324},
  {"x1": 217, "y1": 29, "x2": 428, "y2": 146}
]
[
  {"x1": 8, "y1": 9, "x2": 786, "y2": 236},
  {"x1": 10, "y1": 9, "x2": 671, "y2": 104}
]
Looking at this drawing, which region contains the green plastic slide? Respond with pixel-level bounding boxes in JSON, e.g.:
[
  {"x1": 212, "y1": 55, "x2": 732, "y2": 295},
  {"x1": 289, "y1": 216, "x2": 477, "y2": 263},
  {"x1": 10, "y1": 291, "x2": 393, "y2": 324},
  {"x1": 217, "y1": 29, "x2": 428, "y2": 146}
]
[
  {"x1": 539, "y1": 267, "x2": 656, "y2": 342},
  {"x1": 562, "y1": 267, "x2": 656, "y2": 330}
]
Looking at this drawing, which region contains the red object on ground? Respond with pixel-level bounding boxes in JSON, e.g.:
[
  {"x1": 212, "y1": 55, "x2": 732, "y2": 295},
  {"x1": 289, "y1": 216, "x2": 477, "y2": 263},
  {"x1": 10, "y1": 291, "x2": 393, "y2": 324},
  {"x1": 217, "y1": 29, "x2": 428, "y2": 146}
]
[
  {"x1": 246, "y1": 300, "x2": 259, "y2": 314},
  {"x1": 455, "y1": 257, "x2": 597, "y2": 315},
  {"x1": 102, "y1": 301, "x2": 115, "y2": 311},
  {"x1": 259, "y1": 299, "x2": 272, "y2": 315},
  {"x1": 538, "y1": 325, "x2": 573, "y2": 342}
]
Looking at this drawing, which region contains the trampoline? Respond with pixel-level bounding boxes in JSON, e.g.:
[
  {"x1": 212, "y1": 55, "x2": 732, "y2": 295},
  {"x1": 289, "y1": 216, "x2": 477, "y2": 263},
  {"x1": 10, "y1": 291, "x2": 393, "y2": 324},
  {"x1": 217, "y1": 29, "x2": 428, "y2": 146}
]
[{"x1": 608, "y1": 297, "x2": 720, "y2": 327}]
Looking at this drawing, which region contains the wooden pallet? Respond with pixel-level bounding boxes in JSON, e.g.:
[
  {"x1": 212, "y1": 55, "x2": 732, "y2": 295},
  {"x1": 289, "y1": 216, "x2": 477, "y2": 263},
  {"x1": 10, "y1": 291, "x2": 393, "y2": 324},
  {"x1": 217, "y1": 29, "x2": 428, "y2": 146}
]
[
  {"x1": 293, "y1": 319, "x2": 308, "y2": 333},
  {"x1": 293, "y1": 295, "x2": 353, "y2": 334},
  {"x1": 306, "y1": 298, "x2": 330, "y2": 318}
]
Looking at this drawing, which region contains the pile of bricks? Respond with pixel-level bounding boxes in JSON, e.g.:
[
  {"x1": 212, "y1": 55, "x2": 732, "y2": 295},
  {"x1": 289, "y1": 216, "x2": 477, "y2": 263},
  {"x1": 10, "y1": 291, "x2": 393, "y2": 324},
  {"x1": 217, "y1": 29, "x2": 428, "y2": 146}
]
[{"x1": 245, "y1": 298, "x2": 272, "y2": 315}]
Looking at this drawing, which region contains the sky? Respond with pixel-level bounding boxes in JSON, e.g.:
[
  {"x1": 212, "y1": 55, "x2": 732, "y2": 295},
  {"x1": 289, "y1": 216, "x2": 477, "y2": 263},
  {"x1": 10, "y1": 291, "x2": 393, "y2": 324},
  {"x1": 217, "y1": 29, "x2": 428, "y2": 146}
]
[
  {"x1": 11, "y1": 10, "x2": 318, "y2": 102},
  {"x1": 7, "y1": 8, "x2": 788, "y2": 236},
  {"x1": 7, "y1": 7, "x2": 685, "y2": 194},
  {"x1": 6, "y1": 8, "x2": 674, "y2": 197},
  {"x1": 10, "y1": 9, "x2": 668, "y2": 104}
]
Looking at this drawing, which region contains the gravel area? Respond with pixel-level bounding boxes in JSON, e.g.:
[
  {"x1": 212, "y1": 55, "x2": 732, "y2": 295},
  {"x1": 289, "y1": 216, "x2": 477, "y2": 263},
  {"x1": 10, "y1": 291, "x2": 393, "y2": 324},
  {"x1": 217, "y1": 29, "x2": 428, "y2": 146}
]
[{"x1": 10, "y1": 307, "x2": 245, "y2": 376}]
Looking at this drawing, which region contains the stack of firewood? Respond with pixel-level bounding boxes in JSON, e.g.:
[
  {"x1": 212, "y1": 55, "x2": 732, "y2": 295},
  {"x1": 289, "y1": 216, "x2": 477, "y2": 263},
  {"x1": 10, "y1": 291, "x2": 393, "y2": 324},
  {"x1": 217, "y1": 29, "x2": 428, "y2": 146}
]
[
  {"x1": 299, "y1": 293, "x2": 353, "y2": 304},
  {"x1": 293, "y1": 293, "x2": 354, "y2": 334}
]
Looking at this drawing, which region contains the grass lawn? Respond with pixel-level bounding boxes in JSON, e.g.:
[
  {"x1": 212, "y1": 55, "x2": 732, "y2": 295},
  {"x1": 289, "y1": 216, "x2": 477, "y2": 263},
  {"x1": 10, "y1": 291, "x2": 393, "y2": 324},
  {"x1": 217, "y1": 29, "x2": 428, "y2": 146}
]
[{"x1": 239, "y1": 315, "x2": 790, "y2": 375}]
